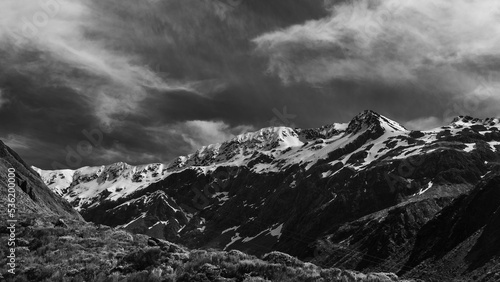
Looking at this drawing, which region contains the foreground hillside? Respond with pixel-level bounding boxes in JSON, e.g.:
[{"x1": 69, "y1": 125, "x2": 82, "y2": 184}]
[{"x1": 0, "y1": 214, "x2": 418, "y2": 282}]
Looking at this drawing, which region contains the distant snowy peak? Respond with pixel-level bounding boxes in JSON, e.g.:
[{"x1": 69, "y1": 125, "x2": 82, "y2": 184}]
[
  {"x1": 71, "y1": 162, "x2": 167, "y2": 184},
  {"x1": 33, "y1": 162, "x2": 169, "y2": 210},
  {"x1": 34, "y1": 110, "x2": 411, "y2": 202},
  {"x1": 231, "y1": 127, "x2": 300, "y2": 144},
  {"x1": 451, "y1": 115, "x2": 500, "y2": 128},
  {"x1": 297, "y1": 123, "x2": 348, "y2": 140},
  {"x1": 32, "y1": 167, "x2": 75, "y2": 197},
  {"x1": 168, "y1": 112, "x2": 406, "y2": 170},
  {"x1": 168, "y1": 126, "x2": 304, "y2": 170},
  {"x1": 346, "y1": 110, "x2": 407, "y2": 134}
]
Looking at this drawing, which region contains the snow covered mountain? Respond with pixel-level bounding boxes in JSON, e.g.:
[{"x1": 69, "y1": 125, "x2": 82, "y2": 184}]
[
  {"x1": 33, "y1": 162, "x2": 168, "y2": 211},
  {"x1": 32, "y1": 110, "x2": 412, "y2": 209},
  {"x1": 33, "y1": 112, "x2": 373, "y2": 204},
  {"x1": 33, "y1": 110, "x2": 500, "y2": 280}
]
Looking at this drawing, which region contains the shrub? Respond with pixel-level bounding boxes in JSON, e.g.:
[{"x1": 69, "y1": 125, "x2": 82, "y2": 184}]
[
  {"x1": 122, "y1": 247, "x2": 162, "y2": 270},
  {"x1": 261, "y1": 251, "x2": 304, "y2": 267}
]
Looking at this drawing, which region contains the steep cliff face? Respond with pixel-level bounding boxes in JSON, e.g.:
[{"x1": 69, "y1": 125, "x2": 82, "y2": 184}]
[
  {"x1": 34, "y1": 111, "x2": 500, "y2": 280},
  {"x1": 399, "y1": 173, "x2": 500, "y2": 282},
  {"x1": 0, "y1": 140, "x2": 82, "y2": 221}
]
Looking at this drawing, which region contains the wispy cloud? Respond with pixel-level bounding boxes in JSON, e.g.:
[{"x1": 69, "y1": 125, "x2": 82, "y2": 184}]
[
  {"x1": 2, "y1": 134, "x2": 33, "y2": 150},
  {"x1": 253, "y1": 0, "x2": 500, "y2": 107},
  {"x1": 147, "y1": 121, "x2": 255, "y2": 153},
  {"x1": 0, "y1": 0, "x2": 195, "y2": 125},
  {"x1": 404, "y1": 116, "x2": 442, "y2": 131}
]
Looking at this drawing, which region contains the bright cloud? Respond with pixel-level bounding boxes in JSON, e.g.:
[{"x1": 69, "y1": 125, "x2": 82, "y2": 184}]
[
  {"x1": 404, "y1": 116, "x2": 442, "y2": 131},
  {"x1": 148, "y1": 121, "x2": 255, "y2": 153},
  {"x1": 2, "y1": 134, "x2": 32, "y2": 150},
  {"x1": 179, "y1": 121, "x2": 255, "y2": 150},
  {"x1": 0, "y1": 0, "x2": 194, "y2": 125},
  {"x1": 254, "y1": 0, "x2": 500, "y2": 106}
]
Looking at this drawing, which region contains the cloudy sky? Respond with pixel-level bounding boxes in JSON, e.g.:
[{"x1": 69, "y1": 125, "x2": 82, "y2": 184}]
[{"x1": 1, "y1": 0, "x2": 499, "y2": 169}]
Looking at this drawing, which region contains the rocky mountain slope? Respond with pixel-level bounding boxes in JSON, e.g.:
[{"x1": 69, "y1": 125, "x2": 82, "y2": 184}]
[
  {"x1": 0, "y1": 140, "x2": 81, "y2": 221},
  {"x1": 35, "y1": 110, "x2": 500, "y2": 281}
]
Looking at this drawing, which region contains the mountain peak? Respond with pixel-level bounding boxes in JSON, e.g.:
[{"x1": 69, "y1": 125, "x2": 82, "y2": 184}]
[
  {"x1": 346, "y1": 110, "x2": 406, "y2": 134},
  {"x1": 356, "y1": 109, "x2": 380, "y2": 118},
  {"x1": 451, "y1": 115, "x2": 500, "y2": 127},
  {"x1": 296, "y1": 123, "x2": 348, "y2": 140},
  {"x1": 451, "y1": 115, "x2": 479, "y2": 124}
]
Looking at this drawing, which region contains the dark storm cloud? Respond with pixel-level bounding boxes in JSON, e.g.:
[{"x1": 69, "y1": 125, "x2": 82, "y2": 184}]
[{"x1": 0, "y1": 68, "x2": 101, "y2": 167}]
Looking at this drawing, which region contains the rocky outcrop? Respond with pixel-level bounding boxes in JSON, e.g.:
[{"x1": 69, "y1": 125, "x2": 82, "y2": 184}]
[{"x1": 0, "y1": 140, "x2": 81, "y2": 220}]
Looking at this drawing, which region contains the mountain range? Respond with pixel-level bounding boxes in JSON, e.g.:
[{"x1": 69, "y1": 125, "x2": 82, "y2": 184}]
[{"x1": 31, "y1": 110, "x2": 500, "y2": 281}]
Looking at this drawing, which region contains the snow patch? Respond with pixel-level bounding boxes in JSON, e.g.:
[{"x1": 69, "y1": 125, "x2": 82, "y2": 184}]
[
  {"x1": 270, "y1": 223, "x2": 284, "y2": 239},
  {"x1": 222, "y1": 226, "x2": 240, "y2": 234}
]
